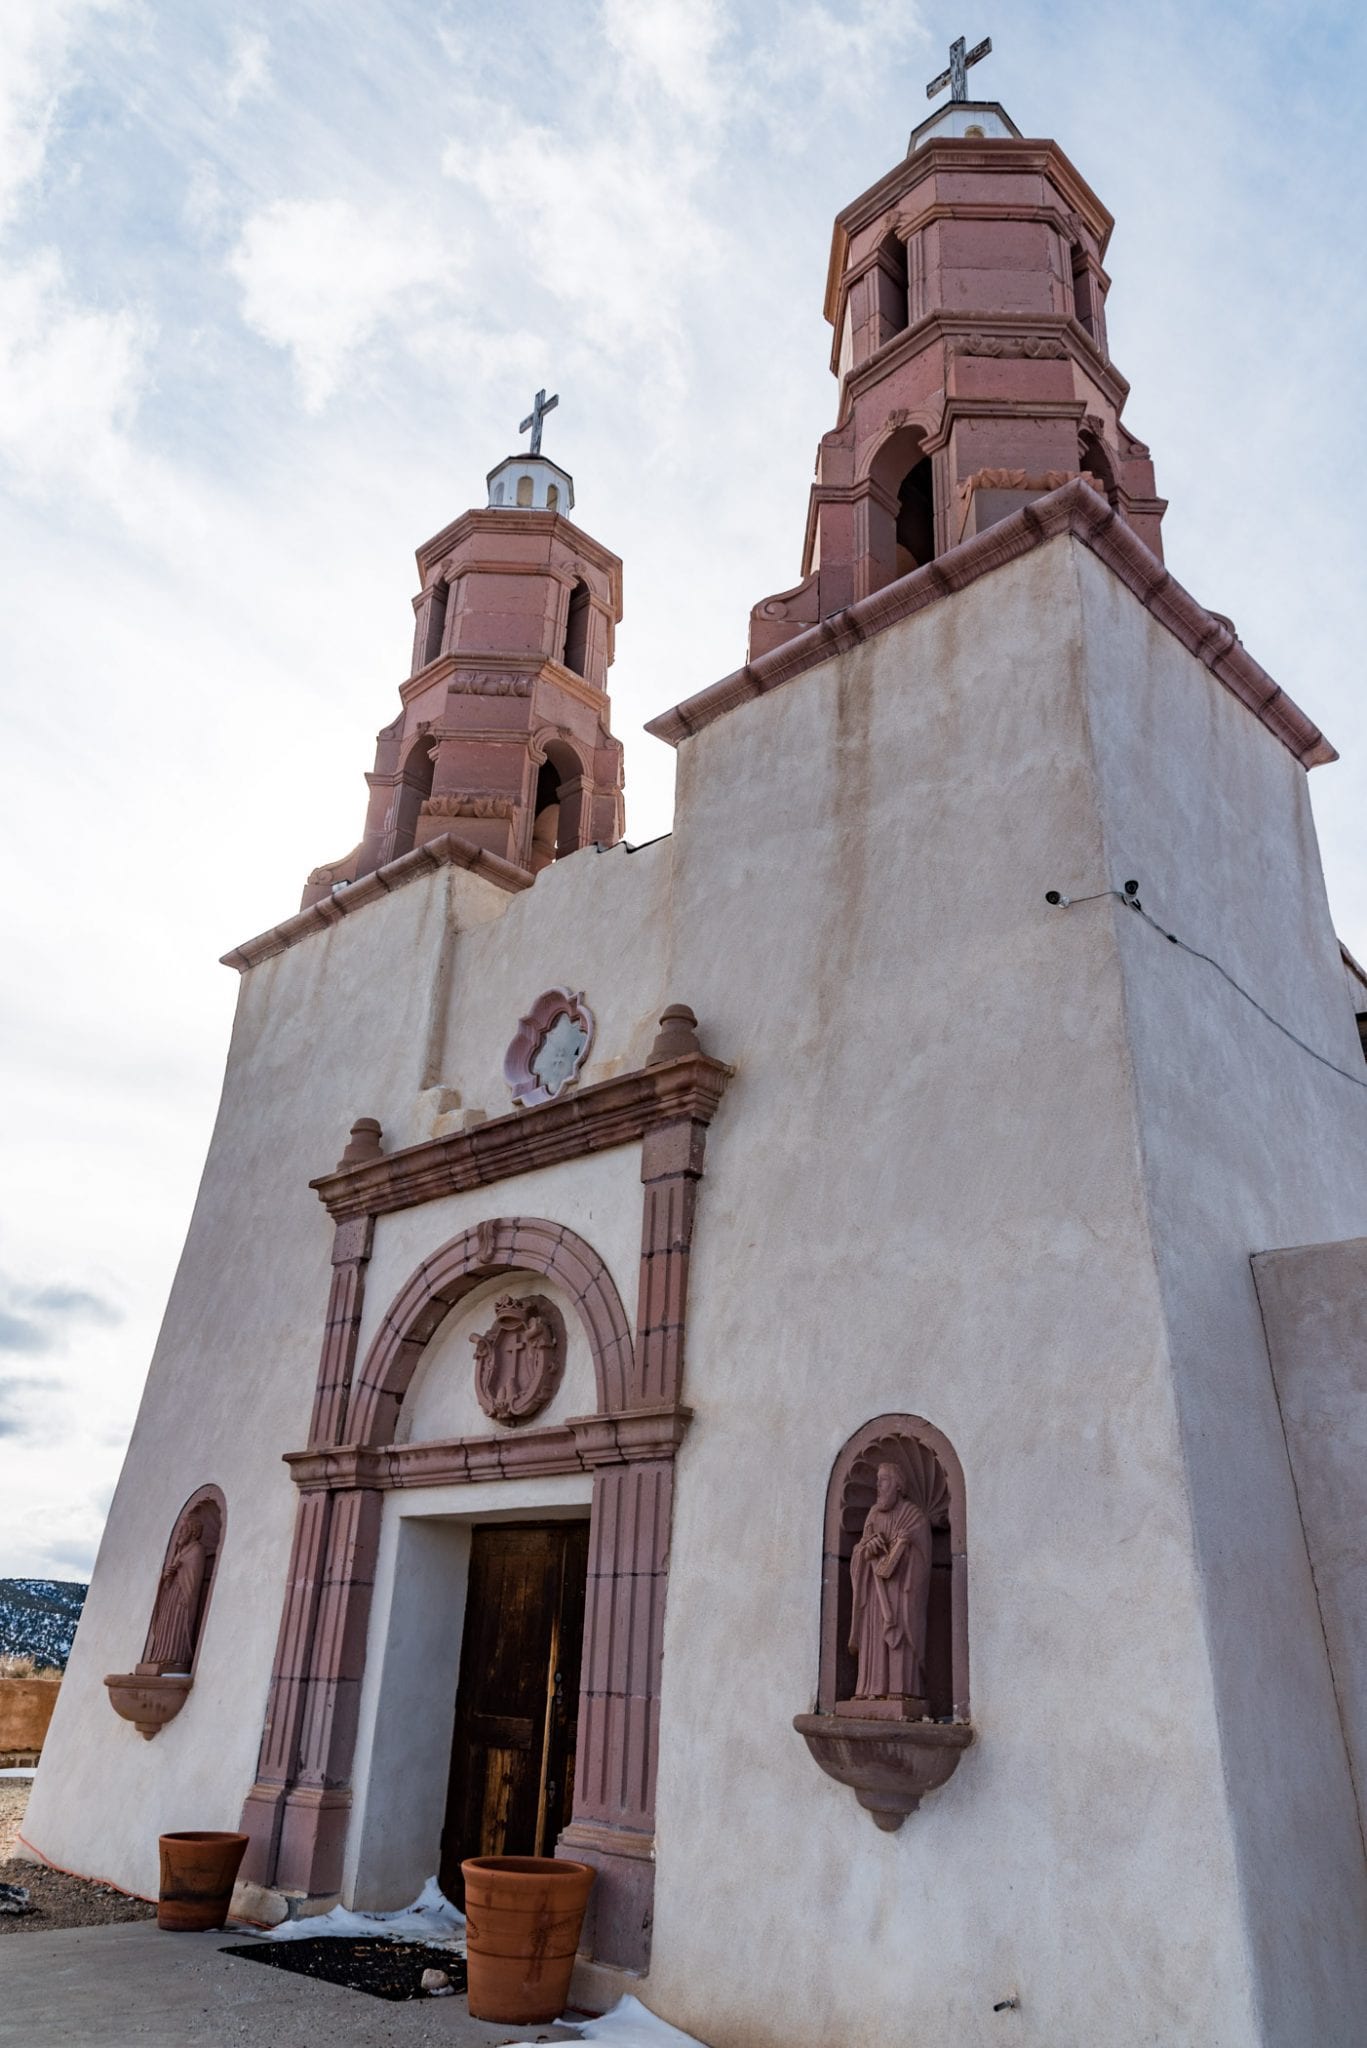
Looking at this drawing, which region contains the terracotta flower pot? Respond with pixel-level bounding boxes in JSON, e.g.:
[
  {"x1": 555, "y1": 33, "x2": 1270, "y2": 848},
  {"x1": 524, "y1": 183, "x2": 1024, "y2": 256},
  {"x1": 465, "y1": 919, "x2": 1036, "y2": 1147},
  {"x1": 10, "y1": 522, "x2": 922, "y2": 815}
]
[
  {"x1": 157, "y1": 1831, "x2": 249, "y2": 1932},
  {"x1": 461, "y1": 1854, "x2": 595, "y2": 2023}
]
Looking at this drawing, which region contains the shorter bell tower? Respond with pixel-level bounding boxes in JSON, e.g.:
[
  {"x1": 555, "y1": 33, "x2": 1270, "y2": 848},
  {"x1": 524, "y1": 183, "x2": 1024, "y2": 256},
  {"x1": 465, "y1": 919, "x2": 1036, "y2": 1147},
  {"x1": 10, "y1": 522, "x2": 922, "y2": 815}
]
[{"x1": 303, "y1": 398, "x2": 625, "y2": 908}]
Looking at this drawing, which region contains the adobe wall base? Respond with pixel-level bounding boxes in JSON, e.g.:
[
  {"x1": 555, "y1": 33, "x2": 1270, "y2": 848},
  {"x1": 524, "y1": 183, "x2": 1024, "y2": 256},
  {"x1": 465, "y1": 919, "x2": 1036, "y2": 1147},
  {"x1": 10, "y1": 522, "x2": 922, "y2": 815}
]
[
  {"x1": 558, "y1": 1822, "x2": 655, "y2": 1972},
  {"x1": 570, "y1": 1954, "x2": 646, "y2": 2016}
]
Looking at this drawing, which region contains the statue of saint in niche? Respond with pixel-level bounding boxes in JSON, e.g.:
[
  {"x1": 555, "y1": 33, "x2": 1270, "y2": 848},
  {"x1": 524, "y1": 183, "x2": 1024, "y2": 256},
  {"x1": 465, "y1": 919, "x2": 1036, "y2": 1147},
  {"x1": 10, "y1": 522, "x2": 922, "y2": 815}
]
[
  {"x1": 847, "y1": 1463, "x2": 933, "y2": 1712},
  {"x1": 146, "y1": 1514, "x2": 209, "y2": 1674}
]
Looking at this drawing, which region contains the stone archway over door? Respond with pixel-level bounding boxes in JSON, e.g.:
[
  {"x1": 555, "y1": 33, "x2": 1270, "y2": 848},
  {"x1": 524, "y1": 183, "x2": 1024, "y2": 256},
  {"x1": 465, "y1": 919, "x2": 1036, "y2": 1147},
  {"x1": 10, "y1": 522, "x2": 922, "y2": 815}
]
[{"x1": 237, "y1": 1021, "x2": 729, "y2": 1972}]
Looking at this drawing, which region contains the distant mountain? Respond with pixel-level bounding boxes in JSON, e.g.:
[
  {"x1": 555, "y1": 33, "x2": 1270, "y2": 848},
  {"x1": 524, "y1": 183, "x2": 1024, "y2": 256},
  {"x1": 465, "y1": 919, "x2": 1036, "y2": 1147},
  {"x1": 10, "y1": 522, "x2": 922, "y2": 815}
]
[{"x1": 0, "y1": 1580, "x2": 87, "y2": 1671}]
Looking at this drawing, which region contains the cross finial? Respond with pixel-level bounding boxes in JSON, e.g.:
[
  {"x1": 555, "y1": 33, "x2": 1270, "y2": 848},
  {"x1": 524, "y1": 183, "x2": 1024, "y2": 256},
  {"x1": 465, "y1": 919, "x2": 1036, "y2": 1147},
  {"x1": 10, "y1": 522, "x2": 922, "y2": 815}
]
[
  {"x1": 926, "y1": 33, "x2": 992, "y2": 104},
  {"x1": 519, "y1": 387, "x2": 559, "y2": 457}
]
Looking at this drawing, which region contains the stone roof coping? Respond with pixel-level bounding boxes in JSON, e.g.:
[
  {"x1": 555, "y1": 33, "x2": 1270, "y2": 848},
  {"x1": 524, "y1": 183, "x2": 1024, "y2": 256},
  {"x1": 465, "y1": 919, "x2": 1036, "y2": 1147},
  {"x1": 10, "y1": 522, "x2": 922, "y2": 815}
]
[
  {"x1": 221, "y1": 832, "x2": 531, "y2": 974},
  {"x1": 644, "y1": 480, "x2": 1336, "y2": 771}
]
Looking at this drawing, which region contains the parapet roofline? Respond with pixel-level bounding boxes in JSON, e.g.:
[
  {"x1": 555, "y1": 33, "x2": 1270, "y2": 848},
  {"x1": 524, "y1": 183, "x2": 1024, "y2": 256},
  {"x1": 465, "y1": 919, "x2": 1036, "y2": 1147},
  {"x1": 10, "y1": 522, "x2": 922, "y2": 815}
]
[{"x1": 645, "y1": 479, "x2": 1335, "y2": 771}]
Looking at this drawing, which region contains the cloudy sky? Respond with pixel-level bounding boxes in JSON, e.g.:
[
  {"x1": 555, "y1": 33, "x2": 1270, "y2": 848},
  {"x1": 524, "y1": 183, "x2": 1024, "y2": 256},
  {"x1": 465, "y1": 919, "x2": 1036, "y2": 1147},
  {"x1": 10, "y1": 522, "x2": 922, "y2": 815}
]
[{"x1": 1, "y1": 0, "x2": 1364, "y2": 1581}]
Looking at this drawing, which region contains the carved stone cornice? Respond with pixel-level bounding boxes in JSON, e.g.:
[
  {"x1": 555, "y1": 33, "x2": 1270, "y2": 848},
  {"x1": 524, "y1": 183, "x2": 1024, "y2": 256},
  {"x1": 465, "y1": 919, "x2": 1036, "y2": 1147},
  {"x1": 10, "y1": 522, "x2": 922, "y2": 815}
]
[
  {"x1": 308, "y1": 1051, "x2": 732, "y2": 1222},
  {"x1": 222, "y1": 831, "x2": 532, "y2": 973},
  {"x1": 412, "y1": 507, "x2": 623, "y2": 611},
  {"x1": 647, "y1": 479, "x2": 1335, "y2": 770},
  {"x1": 282, "y1": 1404, "x2": 693, "y2": 1492},
  {"x1": 825, "y1": 137, "x2": 1114, "y2": 319},
  {"x1": 836, "y1": 311, "x2": 1132, "y2": 424}
]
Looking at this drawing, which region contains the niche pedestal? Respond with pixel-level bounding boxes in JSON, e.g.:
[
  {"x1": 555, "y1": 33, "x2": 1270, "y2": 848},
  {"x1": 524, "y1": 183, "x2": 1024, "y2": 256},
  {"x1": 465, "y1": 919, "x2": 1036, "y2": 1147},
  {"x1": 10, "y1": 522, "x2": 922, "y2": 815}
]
[{"x1": 793, "y1": 1714, "x2": 972, "y2": 1831}]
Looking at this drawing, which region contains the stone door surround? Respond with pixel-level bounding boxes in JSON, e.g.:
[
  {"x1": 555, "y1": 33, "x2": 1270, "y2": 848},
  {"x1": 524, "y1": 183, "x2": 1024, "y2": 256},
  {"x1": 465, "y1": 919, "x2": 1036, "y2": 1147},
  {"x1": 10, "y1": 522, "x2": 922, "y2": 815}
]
[{"x1": 238, "y1": 1013, "x2": 729, "y2": 1973}]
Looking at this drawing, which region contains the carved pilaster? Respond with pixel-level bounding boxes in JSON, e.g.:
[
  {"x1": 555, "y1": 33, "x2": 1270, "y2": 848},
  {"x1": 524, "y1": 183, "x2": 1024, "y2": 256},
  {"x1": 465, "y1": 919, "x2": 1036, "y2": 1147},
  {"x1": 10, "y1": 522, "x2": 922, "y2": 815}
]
[
  {"x1": 635, "y1": 1117, "x2": 706, "y2": 1408},
  {"x1": 275, "y1": 1485, "x2": 384, "y2": 1896},
  {"x1": 240, "y1": 1205, "x2": 374, "y2": 1888}
]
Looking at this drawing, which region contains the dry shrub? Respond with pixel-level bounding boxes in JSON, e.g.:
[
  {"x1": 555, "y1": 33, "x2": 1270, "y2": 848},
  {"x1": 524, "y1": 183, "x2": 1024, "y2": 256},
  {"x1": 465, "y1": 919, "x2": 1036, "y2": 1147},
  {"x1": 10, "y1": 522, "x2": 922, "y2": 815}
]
[{"x1": 0, "y1": 1654, "x2": 60, "y2": 1682}]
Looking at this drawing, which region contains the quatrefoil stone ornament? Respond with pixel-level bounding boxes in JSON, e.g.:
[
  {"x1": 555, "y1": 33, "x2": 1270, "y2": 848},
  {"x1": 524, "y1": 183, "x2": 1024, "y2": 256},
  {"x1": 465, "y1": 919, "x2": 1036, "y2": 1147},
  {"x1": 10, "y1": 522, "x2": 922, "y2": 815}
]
[{"x1": 503, "y1": 988, "x2": 595, "y2": 1107}]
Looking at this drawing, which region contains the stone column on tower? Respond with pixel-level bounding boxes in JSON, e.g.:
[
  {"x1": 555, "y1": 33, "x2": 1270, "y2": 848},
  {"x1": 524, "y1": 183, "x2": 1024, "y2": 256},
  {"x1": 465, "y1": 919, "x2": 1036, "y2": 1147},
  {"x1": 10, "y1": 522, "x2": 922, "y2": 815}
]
[
  {"x1": 302, "y1": 424, "x2": 625, "y2": 908},
  {"x1": 749, "y1": 90, "x2": 1166, "y2": 659}
]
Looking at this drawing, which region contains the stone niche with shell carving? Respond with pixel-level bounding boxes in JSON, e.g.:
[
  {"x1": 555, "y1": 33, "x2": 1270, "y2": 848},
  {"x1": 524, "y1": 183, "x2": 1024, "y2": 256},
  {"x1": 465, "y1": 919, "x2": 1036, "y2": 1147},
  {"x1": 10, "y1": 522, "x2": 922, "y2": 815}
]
[
  {"x1": 794, "y1": 1415, "x2": 972, "y2": 1829},
  {"x1": 104, "y1": 1485, "x2": 226, "y2": 1740}
]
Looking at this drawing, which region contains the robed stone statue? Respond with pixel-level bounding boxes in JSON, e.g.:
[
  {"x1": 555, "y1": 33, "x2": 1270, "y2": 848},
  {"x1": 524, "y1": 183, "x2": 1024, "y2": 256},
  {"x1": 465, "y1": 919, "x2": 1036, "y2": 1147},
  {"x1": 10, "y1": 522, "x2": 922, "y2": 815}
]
[
  {"x1": 146, "y1": 1515, "x2": 208, "y2": 1673},
  {"x1": 848, "y1": 1462, "x2": 933, "y2": 1707}
]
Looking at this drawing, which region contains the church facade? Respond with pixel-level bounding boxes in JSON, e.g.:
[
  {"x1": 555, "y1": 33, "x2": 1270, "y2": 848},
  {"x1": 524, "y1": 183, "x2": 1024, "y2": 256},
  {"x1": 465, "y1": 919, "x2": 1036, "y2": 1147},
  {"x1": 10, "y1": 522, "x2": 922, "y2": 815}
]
[{"x1": 24, "y1": 75, "x2": 1367, "y2": 2048}]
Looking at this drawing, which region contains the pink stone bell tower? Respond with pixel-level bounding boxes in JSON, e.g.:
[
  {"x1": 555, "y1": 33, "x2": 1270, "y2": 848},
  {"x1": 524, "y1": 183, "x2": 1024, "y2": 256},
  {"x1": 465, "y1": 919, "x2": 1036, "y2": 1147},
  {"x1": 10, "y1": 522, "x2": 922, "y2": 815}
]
[
  {"x1": 750, "y1": 45, "x2": 1166, "y2": 658},
  {"x1": 303, "y1": 395, "x2": 625, "y2": 908}
]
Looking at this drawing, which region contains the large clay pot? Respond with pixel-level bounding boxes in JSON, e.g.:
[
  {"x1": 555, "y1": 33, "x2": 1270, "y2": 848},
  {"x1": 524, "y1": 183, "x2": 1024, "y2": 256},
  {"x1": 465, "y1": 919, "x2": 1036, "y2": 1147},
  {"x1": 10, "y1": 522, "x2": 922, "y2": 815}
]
[
  {"x1": 461, "y1": 1855, "x2": 595, "y2": 2023},
  {"x1": 157, "y1": 1831, "x2": 249, "y2": 1932}
]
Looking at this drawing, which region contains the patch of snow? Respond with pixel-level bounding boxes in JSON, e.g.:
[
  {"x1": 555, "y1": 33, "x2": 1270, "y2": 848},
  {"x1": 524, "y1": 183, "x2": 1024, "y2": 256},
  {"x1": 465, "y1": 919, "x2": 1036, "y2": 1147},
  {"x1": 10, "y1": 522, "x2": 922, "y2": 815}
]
[
  {"x1": 547, "y1": 1996, "x2": 710, "y2": 2046},
  {"x1": 263, "y1": 1874, "x2": 466, "y2": 1950}
]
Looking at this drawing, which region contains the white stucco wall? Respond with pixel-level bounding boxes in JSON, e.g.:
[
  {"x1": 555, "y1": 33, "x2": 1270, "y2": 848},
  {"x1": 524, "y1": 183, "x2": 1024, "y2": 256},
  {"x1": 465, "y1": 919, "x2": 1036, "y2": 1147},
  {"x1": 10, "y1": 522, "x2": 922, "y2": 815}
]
[
  {"x1": 1252, "y1": 1236, "x2": 1367, "y2": 1851},
  {"x1": 25, "y1": 839, "x2": 668, "y2": 1899},
  {"x1": 636, "y1": 540, "x2": 1275, "y2": 2047},
  {"x1": 1074, "y1": 539, "x2": 1367, "y2": 2046},
  {"x1": 29, "y1": 531, "x2": 1367, "y2": 2048}
]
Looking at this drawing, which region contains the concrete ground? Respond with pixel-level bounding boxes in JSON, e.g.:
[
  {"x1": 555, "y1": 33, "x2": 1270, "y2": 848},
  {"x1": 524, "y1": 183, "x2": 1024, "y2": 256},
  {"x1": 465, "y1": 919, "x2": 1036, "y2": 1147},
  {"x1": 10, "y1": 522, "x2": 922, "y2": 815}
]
[{"x1": 0, "y1": 1919, "x2": 582, "y2": 2046}]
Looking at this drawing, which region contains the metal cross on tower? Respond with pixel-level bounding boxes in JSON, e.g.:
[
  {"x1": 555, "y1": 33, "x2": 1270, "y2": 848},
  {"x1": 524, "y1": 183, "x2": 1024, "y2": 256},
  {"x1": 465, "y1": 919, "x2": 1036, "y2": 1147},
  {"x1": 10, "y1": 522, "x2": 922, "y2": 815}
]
[
  {"x1": 519, "y1": 387, "x2": 559, "y2": 456},
  {"x1": 926, "y1": 33, "x2": 992, "y2": 103}
]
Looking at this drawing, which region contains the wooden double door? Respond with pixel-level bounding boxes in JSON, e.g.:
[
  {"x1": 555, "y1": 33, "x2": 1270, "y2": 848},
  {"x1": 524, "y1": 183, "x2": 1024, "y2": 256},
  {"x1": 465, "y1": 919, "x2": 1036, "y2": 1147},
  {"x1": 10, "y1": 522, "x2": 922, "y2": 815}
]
[{"x1": 439, "y1": 1520, "x2": 589, "y2": 1904}]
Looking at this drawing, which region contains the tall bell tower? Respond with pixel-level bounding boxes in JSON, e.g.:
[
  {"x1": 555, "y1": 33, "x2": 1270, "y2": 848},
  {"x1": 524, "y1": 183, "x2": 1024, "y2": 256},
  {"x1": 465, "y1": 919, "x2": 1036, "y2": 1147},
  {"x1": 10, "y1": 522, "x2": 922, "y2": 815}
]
[
  {"x1": 304, "y1": 396, "x2": 625, "y2": 909},
  {"x1": 750, "y1": 38, "x2": 1165, "y2": 658}
]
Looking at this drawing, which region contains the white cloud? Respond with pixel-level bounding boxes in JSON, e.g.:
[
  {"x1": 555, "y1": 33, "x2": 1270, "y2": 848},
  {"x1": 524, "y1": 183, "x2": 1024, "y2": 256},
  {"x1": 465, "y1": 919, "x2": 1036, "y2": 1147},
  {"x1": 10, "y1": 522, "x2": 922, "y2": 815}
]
[
  {"x1": 0, "y1": 0, "x2": 119, "y2": 229},
  {"x1": 224, "y1": 25, "x2": 270, "y2": 114},
  {"x1": 0, "y1": 251, "x2": 152, "y2": 504},
  {"x1": 601, "y1": 0, "x2": 732, "y2": 116},
  {"x1": 228, "y1": 197, "x2": 458, "y2": 410}
]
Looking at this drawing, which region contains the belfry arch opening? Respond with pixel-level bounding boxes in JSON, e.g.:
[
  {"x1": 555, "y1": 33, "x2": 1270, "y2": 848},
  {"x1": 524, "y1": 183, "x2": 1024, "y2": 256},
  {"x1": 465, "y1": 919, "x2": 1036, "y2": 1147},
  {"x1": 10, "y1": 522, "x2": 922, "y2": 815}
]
[
  {"x1": 864, "y1": 425, "x2": 936, "y2": 593},
  {"x1": 388, "y1": 731, "x2": 434, "y2": 860},
  {"x1": 895, "y1": 459, "x2": 935, "y2": 576},
  {"x1": 1079, "y1": 427, "x2": 1121, "y2": 512},
  {"x1": 562, "y1": 580, "x2": 591, "y2": 677},
  {"x1": 872, "y1": 230, "x2": 909, "y2": 348},
  {"x1": 531, "y1": 739, "x2": 586, "y2": 869},
  {"x1": 422, "y1": 581, "x2": 449, "y2": 666}
]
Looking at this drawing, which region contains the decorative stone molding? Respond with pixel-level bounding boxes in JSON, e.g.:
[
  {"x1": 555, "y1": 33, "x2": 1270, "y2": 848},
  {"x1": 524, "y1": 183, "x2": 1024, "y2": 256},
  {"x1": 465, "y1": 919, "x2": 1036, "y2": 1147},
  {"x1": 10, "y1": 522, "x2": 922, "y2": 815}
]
[
  {"x1": 282, "y1": 1406, "x2": 694, "y2": 1493},
  {"x1": 960, "y1": 467, "x2": 1100, "y2": 494},
  {"x1": 470, "y1": 1293, "x2": 566, "y2": 1425},
  {"x1": 648, "y1": 1004, "x2": 701, "y2": 1065},
  {"x1": 951, "y1": 332, "x2": 1069, "y2": 359},
  {"x1": 504, "y1": 988, "x2": 595, "y2": 1107},
  {"x1": 648, "y1": 480, "x2": 1336, "y2": 769},
  {"x1": 338, "y1": 1118, "x2": 383, "y2": 1170},
  {"x1": 242, "y1": 1010, "x2": 728, "y2": 1973},
  {"x1": 421, "y1": 794, "x2": 517, "y2": 821},
  {"x1": 223, "y1": 832, "x2": 533, "y2": 974},
  {"x1": 449, "y1": 672, "x2": 533, "y2": 697}
]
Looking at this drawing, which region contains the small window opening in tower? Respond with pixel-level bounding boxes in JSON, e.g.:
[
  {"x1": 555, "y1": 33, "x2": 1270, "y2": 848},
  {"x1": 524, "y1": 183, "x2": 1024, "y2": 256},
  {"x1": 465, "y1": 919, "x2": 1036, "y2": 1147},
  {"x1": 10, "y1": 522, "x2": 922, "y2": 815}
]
[
  {"x1": 546, "y1": 484, "x2": 560, "y2": 512},
  {"x1": 562, "y1": 579, "x2": 591, "y2": 676},
  {"x1": 1071, "y1": 250, "x2": 1099, "y2": 344},
  {"x1": 1078, "y1": 429, "x2": 1121, "y2": 512},
  {"x1": 389, "y1": 730, "x2": 435, "y2": 860},
  {"x1": 873, "y1": 230, "x2": 909, "y2": 348},
  {"x1": 531, "y1": 741, "x2": 584, "y2": 869},
  {"x1": 423, "y1": 581, "x2": 449, "y2": 665},
  {"x1": 516, "y1": 474, "x2": 534, "y2": 507},
  {"x1": 895, "y1": 459, "x2": 935, "y2": 577}
]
